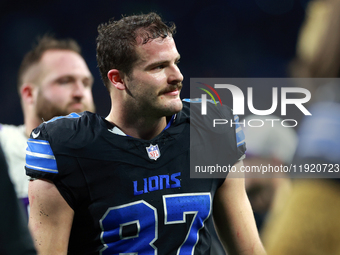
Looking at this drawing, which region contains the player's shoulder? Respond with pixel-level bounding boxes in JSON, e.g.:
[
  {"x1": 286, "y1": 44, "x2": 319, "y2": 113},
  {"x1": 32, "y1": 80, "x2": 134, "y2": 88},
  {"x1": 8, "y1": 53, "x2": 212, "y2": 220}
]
[
  {"x1": 31, "y1": 111, "x2": 102, "y2": 146},
  {"x1": 41, "y1": 111, "x2": 95, "y2": 127},
  {"x1": 181, "y1": 97, "x2": 245, "y2": 150},
  {"x1": 181, "y1": 98, "x2": 235, "y2": 121},
  {"x1": 183, "y1": 98, "x2": 246, "y2": 174},
  {"x1": 25, "y1": 111, "x2": 103, "y2": 178}
]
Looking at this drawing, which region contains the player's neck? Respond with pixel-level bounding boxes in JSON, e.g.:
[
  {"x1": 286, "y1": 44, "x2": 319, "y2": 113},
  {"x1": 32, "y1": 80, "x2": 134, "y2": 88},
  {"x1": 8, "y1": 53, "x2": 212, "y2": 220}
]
[
  {"x1": 106, "y1": 110, "x2": 167, "y2": 140},
  {"x1": 25, "y1": 116, "x2": 43, "y2": 138}
]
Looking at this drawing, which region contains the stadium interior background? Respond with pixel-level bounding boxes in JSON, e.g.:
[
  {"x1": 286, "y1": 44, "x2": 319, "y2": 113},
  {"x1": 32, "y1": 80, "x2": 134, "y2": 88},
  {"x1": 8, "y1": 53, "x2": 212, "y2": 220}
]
[{"x1": 0, "y1": 0, "x2": 310, "y2": 125}]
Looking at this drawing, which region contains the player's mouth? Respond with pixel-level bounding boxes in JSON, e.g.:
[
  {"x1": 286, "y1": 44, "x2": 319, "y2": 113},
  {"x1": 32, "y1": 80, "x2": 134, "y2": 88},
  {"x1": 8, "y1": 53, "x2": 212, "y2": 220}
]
[
  {"x1": 163, "y1": 89, "x2": 180, "y2": 96},
  {"x1": 69, "y1": 102, "x2": 85, "y2": 111},
  {"x1": 160, "y1": 83, "x2": 183, "y2": 96}
]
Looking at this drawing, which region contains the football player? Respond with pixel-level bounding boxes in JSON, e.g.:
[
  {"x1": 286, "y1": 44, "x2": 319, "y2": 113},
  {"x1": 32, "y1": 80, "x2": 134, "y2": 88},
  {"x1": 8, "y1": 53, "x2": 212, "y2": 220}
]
[
  {"x1": 26, "y1": 13, "x2": 266, "y2": 255},
  {"x1": 0, "y1": 35, "x2": 95, "y2": 216}
]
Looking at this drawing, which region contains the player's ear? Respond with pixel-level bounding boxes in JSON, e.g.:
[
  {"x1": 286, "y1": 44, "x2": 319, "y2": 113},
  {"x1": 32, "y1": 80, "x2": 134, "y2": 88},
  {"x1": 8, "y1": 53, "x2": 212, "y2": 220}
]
[
  {"x1": 107, "y1": 69, "x2": 125, "y2": 90},
  {"x1": 20, "y1": 83, "x2": 35, "y2": 104}
]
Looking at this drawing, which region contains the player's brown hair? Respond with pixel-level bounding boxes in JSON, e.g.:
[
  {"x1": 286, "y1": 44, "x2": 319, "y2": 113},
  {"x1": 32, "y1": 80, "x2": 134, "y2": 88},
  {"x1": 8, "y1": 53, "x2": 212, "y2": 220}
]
[{"x1": 96, "y1": 12, "x2": 176, "y2": 90}]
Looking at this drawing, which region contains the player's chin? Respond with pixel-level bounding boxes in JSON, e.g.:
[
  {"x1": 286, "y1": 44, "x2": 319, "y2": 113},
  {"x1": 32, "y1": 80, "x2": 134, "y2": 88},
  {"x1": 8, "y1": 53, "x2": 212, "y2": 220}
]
[{"x1": 167, "y1": 98, "x2": 183, "y2": 113}]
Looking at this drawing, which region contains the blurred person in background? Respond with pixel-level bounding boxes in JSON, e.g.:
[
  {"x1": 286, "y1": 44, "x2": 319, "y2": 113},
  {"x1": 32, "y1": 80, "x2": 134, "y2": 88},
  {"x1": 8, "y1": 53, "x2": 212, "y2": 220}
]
[
  {"x1": 0, "y1": 145, "x2": 36, "y2": 255},
  {"x1": 264, "y1": 0, "x2": 340, "y2": 254},
  {"x1": 243, "y1": 115, "x2": 297, "y2": 233},
  {"x1": 0, "y1": 35, "x2": 95, "y2": 216}
]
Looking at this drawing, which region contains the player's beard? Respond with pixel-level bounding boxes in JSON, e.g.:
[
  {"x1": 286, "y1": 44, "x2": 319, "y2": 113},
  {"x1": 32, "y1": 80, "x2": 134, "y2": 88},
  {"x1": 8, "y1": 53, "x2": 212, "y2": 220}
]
[
  {"x1": 35, "y1": 91, "x2": 94, "y2": 122},
  {"x1": 125, "y1": 74, "x2": 183, "y2": 119}
]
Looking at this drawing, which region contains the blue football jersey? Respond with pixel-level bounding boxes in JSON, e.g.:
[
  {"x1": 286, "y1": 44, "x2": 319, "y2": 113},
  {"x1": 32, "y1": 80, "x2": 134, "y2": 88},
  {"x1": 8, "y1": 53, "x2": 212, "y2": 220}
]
[{"x1": 25, "y1": 101, "x2": 245, "y2": 255}]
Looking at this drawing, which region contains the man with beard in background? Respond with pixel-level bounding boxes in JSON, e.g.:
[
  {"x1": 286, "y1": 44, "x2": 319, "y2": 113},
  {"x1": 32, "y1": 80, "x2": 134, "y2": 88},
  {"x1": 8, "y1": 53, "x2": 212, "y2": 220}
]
[{"x1": 0, "y1": 35, "x2": 95, "y2": 216}]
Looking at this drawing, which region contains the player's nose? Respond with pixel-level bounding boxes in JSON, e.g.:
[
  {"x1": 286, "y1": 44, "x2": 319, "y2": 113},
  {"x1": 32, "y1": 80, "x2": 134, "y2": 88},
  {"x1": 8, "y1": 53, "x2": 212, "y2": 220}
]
[
  {"x1": 72, "y1": 81, "x2": 85, "y2": 98},
  {"x1": 168, "y1": 64, "x2": 183, "y2": 85}
]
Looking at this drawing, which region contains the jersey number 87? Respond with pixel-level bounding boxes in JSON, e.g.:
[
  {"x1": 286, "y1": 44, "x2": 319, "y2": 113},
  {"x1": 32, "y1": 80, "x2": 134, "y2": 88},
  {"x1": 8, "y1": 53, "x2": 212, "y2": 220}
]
[{"x1": 100, "y1": 193, "x2": 211, "y2": 254}]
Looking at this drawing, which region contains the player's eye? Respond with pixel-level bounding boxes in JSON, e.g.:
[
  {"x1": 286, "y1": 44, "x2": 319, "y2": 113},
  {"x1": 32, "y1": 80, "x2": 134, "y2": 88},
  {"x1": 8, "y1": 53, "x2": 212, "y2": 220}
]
[
  {"x1": 154, "y1": 64, "x2": 165, "y2": 70},
  {"x1": 83, "y1": 79, "x2": 93, "y2": 88},
  {"x1": 56, "y1": 77, "x2": 73, "y2": 84}
]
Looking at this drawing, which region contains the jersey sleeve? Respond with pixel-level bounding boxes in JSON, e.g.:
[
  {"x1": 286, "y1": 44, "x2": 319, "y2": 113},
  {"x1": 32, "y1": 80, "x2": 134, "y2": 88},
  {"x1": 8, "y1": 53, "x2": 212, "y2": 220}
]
[
  {"x1": 185, "y1": 100, "x2": 246, "y2": 177},
  {"x1": 25, "y1": 113, "x2": 90, "y2": 210},
  {"x1": 25, "y1": 125, "x2": 58, "y2": 180},
  {"x1": 234, "y1": 114, "x2": 246, "y2": 161},
  {"x1": 25, "y1": 112, "x2": 82, "y2": 180}
]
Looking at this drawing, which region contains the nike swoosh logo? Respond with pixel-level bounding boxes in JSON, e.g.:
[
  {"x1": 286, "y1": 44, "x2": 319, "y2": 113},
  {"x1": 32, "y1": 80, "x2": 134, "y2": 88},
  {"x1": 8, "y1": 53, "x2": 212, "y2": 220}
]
[{"x1": 32, "y1": 131, "x2": 40, "y2": 139}]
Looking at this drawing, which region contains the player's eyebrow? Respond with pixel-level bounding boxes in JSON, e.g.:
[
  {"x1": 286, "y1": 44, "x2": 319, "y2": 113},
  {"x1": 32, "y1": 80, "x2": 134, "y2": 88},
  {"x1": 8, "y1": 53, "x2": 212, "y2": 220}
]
[{"x1": 145, "y1": 54, "x2": 181, "y2": 70}]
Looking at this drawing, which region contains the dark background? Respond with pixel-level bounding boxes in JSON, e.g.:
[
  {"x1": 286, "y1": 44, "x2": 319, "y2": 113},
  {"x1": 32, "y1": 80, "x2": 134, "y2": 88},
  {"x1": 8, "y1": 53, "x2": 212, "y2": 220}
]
[{"x1": 0, "y1": 0, "x2": 309, "y2": 125}]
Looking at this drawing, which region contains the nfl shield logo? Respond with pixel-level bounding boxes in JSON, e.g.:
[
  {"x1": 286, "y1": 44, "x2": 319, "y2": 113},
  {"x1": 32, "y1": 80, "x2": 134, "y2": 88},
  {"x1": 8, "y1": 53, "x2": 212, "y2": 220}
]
[{"x1": 146, "y1": 144, "x2": 161, "y2": 160}]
